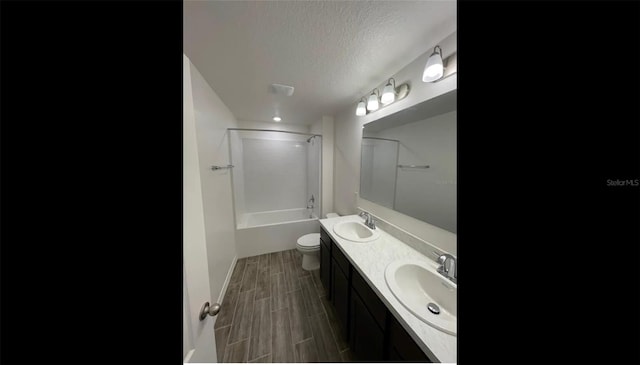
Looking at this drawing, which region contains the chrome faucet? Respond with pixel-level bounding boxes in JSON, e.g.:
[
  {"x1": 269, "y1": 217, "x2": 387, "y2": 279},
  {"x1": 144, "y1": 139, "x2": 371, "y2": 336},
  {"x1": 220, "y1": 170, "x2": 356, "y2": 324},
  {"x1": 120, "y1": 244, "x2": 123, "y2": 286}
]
[
  {"x1": 436, "y1": 253, "x2": 457, "y2": 284},
  {"x1": 306, "y1": 195, "x2": 315, "y2": 210},
  {"x1": 358, "y1": 211, "x2": 376, "y2": 230}
]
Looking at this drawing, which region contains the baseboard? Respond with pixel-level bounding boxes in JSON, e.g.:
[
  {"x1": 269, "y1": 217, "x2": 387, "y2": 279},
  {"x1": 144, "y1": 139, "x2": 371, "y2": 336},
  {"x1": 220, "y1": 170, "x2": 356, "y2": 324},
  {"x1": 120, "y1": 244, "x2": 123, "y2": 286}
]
[{"x1": 212, "y1": 255, "x2": 237, "y2": 328}]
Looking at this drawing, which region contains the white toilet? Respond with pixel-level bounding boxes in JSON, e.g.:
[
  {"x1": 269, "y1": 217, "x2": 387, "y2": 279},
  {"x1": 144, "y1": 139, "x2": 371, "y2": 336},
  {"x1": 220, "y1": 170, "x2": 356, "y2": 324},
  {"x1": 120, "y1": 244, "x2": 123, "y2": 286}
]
[{"x1": 296, "y1": 213, "x2": 340, "y2": 271}]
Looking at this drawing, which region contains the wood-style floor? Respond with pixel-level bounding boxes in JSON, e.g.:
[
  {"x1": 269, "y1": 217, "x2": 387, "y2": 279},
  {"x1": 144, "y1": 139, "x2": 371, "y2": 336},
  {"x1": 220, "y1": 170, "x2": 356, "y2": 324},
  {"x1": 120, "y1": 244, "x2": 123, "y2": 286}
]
[{"x1": 214, "y1": 249, "x2": 355, "y2": 362}]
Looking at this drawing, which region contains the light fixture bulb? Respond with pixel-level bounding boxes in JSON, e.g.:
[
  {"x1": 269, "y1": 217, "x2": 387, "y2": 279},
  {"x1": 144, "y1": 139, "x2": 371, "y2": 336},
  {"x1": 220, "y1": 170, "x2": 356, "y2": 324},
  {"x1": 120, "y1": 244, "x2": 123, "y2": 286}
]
[
  {"x1": 356, "y1": 100, "x2": 366, "y2": 116},
  {"x1": 381, "y1": 82, "x2": 395, "y2": 104},
  {"x1": 422, "y1": 46, "x2": 444, "y2": 82},
  {"x1": 367, "y1": 92, "x2": 379, "y2": 111},
  {"x1": 273, "y1": 116, "x2": 281, "y2": 122}
]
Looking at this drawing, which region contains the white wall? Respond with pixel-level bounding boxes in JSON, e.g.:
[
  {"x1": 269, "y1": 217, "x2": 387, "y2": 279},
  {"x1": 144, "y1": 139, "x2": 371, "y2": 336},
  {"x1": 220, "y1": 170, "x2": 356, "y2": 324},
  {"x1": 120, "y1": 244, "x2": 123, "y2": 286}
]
[
  {"x1": 306, "y1": 135, "x2": 321, "y2": 218},
  {"x1": 311, "y1": 116, "x2": 335, "y2": 217},
  {"x1": 333, "y1": 31, "x2": 457, "y2": 255},
  {"x1": 229, "y1": 131, "x2": 246, "y2": 225},
  {"x1": 376, "y1": 111, "x2": 457, "y2": 233},
  {"x1": 186, "y1": 55, "x2": 238, "y2": 302}
]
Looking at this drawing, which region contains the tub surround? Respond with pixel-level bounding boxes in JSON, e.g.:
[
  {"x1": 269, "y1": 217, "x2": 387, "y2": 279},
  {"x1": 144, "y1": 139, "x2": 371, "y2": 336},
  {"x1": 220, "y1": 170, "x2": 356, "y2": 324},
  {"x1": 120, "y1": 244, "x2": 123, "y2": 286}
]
[{"x1": 319, "y1": 215, "x2": 456, "y2": 363}]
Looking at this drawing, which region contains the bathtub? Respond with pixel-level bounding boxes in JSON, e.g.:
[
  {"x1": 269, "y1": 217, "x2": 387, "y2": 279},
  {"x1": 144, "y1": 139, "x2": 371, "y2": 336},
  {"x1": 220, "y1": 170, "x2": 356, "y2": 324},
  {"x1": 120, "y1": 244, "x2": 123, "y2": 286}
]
[{"x1": 235, "y1": 208, "x2": 320, "y2": 258}]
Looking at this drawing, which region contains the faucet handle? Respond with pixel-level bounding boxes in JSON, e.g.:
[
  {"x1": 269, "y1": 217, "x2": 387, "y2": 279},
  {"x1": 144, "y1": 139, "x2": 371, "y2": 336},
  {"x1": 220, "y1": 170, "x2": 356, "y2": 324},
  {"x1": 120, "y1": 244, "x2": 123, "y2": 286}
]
[{"x1": 437, "y1": 253, "x2": 455, "y2": 265}]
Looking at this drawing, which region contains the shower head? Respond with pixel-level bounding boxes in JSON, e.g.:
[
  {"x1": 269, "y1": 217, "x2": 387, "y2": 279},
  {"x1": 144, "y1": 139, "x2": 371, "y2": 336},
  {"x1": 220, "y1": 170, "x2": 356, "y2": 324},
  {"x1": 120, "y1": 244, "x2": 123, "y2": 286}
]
[{"x1": 306, "y1": 136, "x2": 314, "y2": 143}]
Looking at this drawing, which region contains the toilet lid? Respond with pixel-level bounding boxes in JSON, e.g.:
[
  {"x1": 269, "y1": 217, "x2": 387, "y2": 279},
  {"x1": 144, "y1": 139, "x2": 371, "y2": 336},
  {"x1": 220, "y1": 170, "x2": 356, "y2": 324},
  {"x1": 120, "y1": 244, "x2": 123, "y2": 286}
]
[{"x1": 297, "y1": 233, "x2": 320, "y2": 247}]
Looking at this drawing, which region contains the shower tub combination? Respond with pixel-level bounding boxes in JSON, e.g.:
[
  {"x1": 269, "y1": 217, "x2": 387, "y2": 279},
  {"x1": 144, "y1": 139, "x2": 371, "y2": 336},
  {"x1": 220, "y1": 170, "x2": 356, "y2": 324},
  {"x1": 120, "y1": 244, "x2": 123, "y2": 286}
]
[{"x1": 228, "y1": 129, "x2": 322, "y2": 258}]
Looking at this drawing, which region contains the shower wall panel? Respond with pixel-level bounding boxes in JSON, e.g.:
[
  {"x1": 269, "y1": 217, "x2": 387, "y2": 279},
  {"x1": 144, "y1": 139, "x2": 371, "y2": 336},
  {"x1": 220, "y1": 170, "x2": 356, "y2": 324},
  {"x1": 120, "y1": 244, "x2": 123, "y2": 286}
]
[{"x1": 243, "y1": 138, "x2": 307, "y2": 212}]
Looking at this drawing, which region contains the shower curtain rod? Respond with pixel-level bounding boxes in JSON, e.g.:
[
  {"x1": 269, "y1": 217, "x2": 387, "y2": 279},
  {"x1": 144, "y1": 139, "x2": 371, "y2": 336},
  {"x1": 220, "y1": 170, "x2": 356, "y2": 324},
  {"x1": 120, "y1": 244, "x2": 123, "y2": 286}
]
[
  {"x1": 227, "y1": 128, "x2": 322, "y2": 138},
  {"x1": 362, "y1": 137, "x2": 400, "y2": 143}
]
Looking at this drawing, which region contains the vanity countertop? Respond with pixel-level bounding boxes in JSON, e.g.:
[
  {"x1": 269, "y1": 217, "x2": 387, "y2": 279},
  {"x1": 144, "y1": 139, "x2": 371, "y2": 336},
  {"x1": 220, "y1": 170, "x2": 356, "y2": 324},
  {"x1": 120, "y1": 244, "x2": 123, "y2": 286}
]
[{"x1": 319, "y1": 214, "x2": 456, "y2": 363}]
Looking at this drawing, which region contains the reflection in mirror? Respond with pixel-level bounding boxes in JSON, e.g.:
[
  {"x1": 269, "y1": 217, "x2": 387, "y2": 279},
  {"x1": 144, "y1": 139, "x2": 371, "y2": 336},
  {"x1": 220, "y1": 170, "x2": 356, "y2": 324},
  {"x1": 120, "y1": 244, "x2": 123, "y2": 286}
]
[{"x1": 360, "y1": 90, "x2": 456, "y2": 233}]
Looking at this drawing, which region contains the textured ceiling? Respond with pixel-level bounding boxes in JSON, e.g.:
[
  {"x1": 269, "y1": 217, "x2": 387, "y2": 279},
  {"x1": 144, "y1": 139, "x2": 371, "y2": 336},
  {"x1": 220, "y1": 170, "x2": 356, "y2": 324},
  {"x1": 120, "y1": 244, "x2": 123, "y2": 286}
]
[{"x1": 184, "y1": 0, "x2": 456, "y2": 125}]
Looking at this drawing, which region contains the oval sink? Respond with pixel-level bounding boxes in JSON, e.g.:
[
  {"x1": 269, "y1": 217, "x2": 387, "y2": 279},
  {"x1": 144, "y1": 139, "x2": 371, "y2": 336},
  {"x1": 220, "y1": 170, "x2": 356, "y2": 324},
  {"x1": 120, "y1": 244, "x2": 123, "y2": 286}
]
[
  {"x1": 332, "y1": 221, "x2": 380, "y2": 242},
  {"x1": 385, "y1": 258, "x2": 457, "y2": 335}
]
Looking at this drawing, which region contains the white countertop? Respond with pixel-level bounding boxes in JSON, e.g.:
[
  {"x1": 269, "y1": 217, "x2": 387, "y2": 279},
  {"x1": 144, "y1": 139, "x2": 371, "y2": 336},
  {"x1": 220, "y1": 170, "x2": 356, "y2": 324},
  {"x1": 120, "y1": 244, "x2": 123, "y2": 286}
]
[{"x1": 319, "y1": 215, "x2": 457, "y2": 363}]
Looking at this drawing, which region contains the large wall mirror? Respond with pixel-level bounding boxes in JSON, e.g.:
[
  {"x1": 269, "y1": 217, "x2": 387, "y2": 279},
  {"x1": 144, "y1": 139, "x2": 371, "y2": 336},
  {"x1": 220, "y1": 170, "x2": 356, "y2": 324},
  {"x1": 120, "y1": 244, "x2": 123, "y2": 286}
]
[{"x1": 360, "y1": 89, "x2": 457, "y2": 233}]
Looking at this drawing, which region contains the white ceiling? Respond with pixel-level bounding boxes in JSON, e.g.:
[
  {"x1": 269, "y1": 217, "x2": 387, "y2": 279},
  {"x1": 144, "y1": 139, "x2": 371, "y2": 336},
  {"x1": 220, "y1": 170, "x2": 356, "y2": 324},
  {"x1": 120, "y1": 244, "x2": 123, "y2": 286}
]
[{"x1": 184, "y1": 0, "x2": 456, "y2": 125}]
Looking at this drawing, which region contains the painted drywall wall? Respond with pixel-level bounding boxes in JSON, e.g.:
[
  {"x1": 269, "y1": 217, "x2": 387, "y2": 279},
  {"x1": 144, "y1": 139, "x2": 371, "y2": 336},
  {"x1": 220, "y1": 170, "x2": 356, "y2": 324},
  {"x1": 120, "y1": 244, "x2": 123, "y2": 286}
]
[
  {"x1": 311, "y1": 116, "x2": 335, "y2": 217},
  {"x1": 187, "y1": 56, "x2": 239, "y2": 302},
  {"x1": 306, "y1": 135, "x2": 321, "y2": 218},
  {"x1": 229, "y1": 131, "x2": 246, "y2": 225},
  {"x1": 375, "y1": 111, "x2": 457, "y2": 233},
  {"x1": 333, "y1": 31, "x2": 457, "y2": 255}
]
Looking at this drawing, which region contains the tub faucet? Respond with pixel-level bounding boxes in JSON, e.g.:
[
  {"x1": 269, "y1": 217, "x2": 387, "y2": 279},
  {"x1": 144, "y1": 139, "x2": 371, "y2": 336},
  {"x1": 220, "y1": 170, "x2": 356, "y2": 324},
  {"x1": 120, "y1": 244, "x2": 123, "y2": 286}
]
[
  {"x1": 306, "y1": 195, "x2": 315, "y2": 210},
  {"x1": 436, "y1": 253, "x2": 457, "y2": 284}
]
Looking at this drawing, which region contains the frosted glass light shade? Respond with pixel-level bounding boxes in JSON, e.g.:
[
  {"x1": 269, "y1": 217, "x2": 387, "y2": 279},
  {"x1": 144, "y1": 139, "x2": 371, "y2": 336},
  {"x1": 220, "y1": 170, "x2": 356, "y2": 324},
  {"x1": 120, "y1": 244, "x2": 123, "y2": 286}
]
[
  {"x1": 356, "y1": 101, "x2": 366, "y2": 116},
  {"x1": 381, "y1": 83, "x2": 395, "y2": 104},
  {"x1": 422, "y1": 47, "x2": 444, "y2": 82},
  {"x1": 367, "y1": 93, "x2": 379, "y2": 111}
]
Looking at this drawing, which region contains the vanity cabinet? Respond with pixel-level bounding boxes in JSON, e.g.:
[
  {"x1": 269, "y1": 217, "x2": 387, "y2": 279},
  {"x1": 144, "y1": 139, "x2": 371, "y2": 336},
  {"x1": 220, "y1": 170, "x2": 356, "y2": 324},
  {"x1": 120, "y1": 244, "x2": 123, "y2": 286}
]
[
  {"x1": 331, "y1": 248, "x2": 350, "y2": 338},
  {"x1": 319, "y1": 230, "x2": 331, "y2": 299},
  {"x1": 350, "y1": 268, "x2": 386, "y2": 361},
  {"x1": 319, "y1": 226, "x2": 433, "y2": 363},
  {"x1": 387, "y1": 315, "x2": 432, "y2": 362}
]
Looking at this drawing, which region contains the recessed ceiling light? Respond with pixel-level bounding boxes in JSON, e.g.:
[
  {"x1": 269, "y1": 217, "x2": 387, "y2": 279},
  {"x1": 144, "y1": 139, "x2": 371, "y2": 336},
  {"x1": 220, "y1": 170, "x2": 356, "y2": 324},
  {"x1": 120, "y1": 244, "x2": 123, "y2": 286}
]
[{"x1": 273, "y1": 116, "x2": 282, "y2": 122}]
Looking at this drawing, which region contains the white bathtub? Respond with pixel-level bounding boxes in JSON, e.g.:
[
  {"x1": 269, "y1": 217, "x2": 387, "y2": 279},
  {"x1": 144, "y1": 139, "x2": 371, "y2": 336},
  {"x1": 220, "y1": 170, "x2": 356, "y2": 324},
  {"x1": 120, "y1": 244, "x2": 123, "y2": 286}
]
[
  {"x1": 238, "y1": 208, "x2": 317, "y2": 229},
  {"x1": 235, "y1": 208, "x2": 320, "y2": 258}
]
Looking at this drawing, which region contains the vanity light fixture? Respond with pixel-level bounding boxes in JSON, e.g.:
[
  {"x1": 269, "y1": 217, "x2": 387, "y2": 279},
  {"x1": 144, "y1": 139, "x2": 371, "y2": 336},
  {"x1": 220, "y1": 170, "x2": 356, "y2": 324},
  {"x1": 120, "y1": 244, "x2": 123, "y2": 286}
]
[
  {"x1": 355, "y1": 97, "x2": 367, "y2": 116},
  {"x1": 367, "y1": 89, "x2": 380, "y2": 111},
  {"x1": 422, "y1": 45, "x2": 444, "y2": 82},
  {"x1": 381, "y1": 78, "x2": 397, "y2": 104},
  {"x1": 354, "y1": 81, "x2": 410, "y2": 116}
]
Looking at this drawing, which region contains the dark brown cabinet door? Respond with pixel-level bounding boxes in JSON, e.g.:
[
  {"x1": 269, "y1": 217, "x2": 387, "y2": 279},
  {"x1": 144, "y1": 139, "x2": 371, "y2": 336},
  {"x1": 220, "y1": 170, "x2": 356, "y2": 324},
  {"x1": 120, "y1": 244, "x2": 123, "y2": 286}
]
[
  {"x1": 387, "y1": 315, "x2": 432, "y2": 362},
  {"x1": 349, "y1": 289, "x2": 385, "y2": 361},
  {"x1": 319, "y1": 240, "x2": 331, "y2": 299},
  {"x1": 331, "y1": 258, "x2": 350, "y2": 338}
]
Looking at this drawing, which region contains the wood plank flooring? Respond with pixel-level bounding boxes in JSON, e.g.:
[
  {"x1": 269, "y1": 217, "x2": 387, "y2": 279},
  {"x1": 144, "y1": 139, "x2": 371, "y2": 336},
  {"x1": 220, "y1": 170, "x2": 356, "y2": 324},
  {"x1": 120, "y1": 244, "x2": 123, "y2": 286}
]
[{"x1": 215, "y1": 249, "x2": 354, "y2": 362}]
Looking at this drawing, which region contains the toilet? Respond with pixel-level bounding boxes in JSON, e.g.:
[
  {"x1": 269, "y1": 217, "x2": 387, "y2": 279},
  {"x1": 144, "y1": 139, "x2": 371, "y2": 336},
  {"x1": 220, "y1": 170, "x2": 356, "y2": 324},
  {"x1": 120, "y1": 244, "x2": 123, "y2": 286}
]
[{"x1": 297, "y1": 213, "x2": 340, "y2": 271}]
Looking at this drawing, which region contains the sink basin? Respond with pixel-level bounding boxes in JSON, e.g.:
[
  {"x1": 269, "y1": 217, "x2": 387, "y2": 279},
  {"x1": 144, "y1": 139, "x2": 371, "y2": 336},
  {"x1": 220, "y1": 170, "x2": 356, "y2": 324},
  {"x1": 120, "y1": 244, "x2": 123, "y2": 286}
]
[
  {"x1": 332, "y1": 221, "x2": 380, "y2": 242},
  {"x1": 385, "y1": 258, "x2": 457, "y2": 335}
]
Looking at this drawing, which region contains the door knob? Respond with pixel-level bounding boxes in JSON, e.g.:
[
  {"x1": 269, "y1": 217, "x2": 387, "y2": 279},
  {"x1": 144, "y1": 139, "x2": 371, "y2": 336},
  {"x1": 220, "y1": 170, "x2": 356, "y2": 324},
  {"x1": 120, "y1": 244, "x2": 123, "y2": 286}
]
[{"x1": 199, "y1": 301, "x2": 221, "y2": 321}]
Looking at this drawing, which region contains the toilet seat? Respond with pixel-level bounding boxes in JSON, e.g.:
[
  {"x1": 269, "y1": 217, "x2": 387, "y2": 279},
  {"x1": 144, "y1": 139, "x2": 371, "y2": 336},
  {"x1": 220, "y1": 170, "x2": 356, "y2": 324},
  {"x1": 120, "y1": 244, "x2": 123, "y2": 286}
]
[{"x1": 296, "y1": 233, "x2": 320, "y2": 252}]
